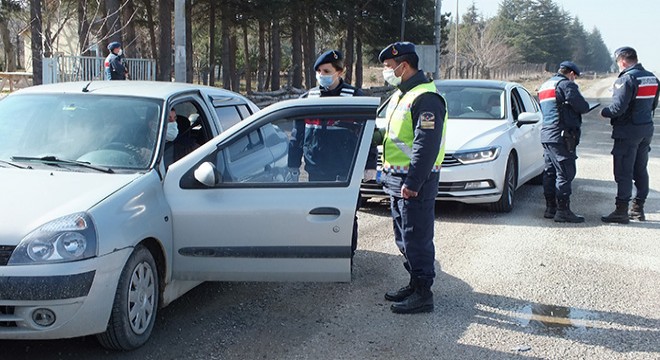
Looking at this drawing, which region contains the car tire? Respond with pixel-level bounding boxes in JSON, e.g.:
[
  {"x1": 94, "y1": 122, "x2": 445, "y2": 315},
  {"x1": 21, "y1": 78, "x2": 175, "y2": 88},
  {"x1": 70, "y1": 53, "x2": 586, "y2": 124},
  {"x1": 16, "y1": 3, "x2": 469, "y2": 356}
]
[
  {"x1": 490, "y1": 155, "x2": 516, "y2": 213},
  {"x1": 97, "y1": 245, "x2": 159, "y2": 351}
]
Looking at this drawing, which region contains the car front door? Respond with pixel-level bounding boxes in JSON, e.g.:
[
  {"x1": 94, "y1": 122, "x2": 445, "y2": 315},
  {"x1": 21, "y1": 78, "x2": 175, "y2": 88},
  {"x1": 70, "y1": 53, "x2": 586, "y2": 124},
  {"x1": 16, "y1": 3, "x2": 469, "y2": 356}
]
[
  {"x1": 163, "y1": 97, "x2": 379, "y2": 282},
  {"x1": 511, "y1": 87, "x2": 543, "y2": 178}
]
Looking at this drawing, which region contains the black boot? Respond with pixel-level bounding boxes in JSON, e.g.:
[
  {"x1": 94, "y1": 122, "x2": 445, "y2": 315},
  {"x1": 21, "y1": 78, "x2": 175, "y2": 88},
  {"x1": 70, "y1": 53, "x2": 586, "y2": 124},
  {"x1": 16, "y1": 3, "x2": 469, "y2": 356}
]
[
  {"x1": 544, "y1": 195, "x2": 557, "y2": 219},
  {"x1": 629, "y1": 198, "x2": 645, "y2": 221},
  {"x1": 554, "y1": 197, "x2": 584, "y2": 223},
  {"x1": 390, "y1": 282, "x2": 434, "y2": 314},
  {"x1": 384, "y1": 278, "x2": 414, "y2": 302},
  {"x1": 602, "y1": 202, "x2": 630, "y2": 224}
]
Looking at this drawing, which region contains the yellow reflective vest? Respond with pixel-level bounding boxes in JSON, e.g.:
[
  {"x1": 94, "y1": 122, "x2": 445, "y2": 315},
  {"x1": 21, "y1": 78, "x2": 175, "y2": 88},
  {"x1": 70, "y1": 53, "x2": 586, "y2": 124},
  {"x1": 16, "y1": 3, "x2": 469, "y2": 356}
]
[{"x1": 383, "y1": 81, "x2": 447, "y2": 174}]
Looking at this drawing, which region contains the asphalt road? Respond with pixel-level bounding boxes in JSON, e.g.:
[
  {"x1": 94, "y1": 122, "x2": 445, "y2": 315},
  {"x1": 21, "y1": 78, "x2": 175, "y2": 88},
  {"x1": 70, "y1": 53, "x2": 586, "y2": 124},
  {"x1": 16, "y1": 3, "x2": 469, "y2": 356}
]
[{"x1": 3, "y1": 86, "x2": 659, "y2": 360}]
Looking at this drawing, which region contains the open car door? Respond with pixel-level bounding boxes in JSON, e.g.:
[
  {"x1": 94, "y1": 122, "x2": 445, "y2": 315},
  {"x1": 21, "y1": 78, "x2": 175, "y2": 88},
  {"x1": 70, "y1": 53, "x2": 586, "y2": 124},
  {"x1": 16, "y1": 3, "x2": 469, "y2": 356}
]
[{"x1": 164, "y1": 97, "x2": 379, "y2": 282}]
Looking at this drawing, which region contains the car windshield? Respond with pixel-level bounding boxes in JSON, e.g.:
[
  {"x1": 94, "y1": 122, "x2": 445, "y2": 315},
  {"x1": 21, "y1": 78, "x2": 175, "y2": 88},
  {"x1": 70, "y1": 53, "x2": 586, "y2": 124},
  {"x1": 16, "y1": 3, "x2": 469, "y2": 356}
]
[
  {"x1": 0, "y1": 94, "x2": 162, "y2": 171},
  {"x1": 439, "y1": 86, "x2": 505, "y2": 120}
]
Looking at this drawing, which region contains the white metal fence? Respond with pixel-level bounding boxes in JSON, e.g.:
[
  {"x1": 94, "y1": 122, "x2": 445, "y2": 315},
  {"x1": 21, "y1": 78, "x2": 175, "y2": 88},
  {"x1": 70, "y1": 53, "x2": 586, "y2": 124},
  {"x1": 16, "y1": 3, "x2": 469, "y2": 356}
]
[{"x1": 42, "y1": 55, "x2": 156, "y2": 84}]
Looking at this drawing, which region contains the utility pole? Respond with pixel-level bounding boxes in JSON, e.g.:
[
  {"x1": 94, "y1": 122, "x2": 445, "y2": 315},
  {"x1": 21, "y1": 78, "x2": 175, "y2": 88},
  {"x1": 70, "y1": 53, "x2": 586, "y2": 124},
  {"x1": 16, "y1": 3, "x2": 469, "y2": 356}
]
[
  {"x1": 433, "y1": 0, "x2": 442, "y2": 79},
  {"x1": 454, "y1": 0, "x2": 458, "y2": 79},
  {"x1": 174, "y1": 0, "x2": 186, "y2": 82},
  {"x1": 400, "y1": 0, "x2": 406, "y2": 41}
]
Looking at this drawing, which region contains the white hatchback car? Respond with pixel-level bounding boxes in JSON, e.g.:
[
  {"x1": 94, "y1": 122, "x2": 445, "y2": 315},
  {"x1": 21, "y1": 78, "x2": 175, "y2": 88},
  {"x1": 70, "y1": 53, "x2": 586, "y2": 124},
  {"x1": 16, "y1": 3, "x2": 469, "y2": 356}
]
[
  {"x1": 361, "y1": 79, "x2": 545, "y2": 212},
  {"x1": 0, "y1": 81, "x2": 378, "y2": 350}
]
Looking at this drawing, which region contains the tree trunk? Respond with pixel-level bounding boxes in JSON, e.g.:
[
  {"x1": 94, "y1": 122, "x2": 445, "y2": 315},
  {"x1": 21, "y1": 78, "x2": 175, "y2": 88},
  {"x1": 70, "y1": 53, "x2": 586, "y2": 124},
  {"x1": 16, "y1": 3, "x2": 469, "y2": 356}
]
[
  {"x1": 104, "y1": 0, "x2": 122, "y2": 44},
  {"x1": 0, "y1": 18, "x2": 16, "y2": 71},
  {"x1": 344, "y1": 7, "x2": 355, "y2": 85},
  {"x1": 270, "y1": 19, "x2": 281, "y2": 90},
  {"x1": 122, "y1": 0, "x2": 136, "y2": 57},
  {"x1": 291, "y1": 16, "x2": 302, "y2": 89},
  {"x1": 30, "y1": 0, "x2": 43, "y2": 85},
  {"x1": 257, "y1": 19, "x2": 266, "y2": 91},
  {"x1": 230, "y1": 31, "x2": 238, "y2": 91},
  {"x1": 221, "y1": 4, "x2": 231, "y2": 89},
  {"x1": 242, "y1": 22, "x2": 251, "y2": 93},
  {"x1": 158, "y1": 0, "x2": 172, "y2": 81},
  {"x1": 303, "y1": 5, "x2": 315, "y2": 89},
  {"x1": 355, "y1": 24, "x2": 363, "y2": 89},
  {"x1": 77, "y1": 0, "x2": 92, "y2": 55},
  {"x1": 185, "y1": 0, "x2": 193, "y2": 83},
  {"x1": 208, "y1": 0, "x2": 216, "y2": 86},
  {"x1": 141, "y1": 0, "x2": 157, "y2": 60}
]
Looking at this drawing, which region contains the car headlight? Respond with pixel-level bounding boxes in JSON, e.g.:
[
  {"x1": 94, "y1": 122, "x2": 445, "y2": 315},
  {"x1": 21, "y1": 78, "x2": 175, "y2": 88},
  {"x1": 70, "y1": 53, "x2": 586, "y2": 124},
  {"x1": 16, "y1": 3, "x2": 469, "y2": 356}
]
[
  {"x1": 9, "y1": 212, "x2": 97, "y2": 265},
  {"x1": 453, "y1": 146, "x2": 501, "y2": 164}
]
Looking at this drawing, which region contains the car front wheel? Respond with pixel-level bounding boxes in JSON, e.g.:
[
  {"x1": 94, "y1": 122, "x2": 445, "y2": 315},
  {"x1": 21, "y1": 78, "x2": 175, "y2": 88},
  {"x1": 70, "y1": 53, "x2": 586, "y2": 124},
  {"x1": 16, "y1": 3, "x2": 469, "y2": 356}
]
[
  {"x1": 490, "y1": 155, "x2": 516, "y2": 213},
  {"x1": 97, "y1": 245, "x2": 159, "y2": 350}
]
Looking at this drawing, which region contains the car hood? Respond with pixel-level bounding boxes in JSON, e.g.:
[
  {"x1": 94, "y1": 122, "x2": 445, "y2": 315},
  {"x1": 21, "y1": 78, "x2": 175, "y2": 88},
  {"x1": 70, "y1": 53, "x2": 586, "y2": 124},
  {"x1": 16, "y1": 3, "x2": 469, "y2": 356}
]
[
  {"x1": 444, "y1": 119, "x2": 509, "y2": 152},
  {"x1": 0, "y1": 169, "x2": 141, "y2": 245}
]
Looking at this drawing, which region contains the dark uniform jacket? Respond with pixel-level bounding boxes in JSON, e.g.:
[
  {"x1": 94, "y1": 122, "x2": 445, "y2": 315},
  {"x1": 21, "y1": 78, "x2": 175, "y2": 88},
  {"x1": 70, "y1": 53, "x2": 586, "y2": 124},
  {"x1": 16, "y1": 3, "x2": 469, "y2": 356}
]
[
  {"x1": 539, "y1": 74, "x2": 590, "y2": 143},
  {"x1": 601, "y1": 63, "x2": 659, "y2": 139},
  {"x1": 382, "y1": 71, "x2": 446, "y2": 196},
  {"x1": 104, "y1": 53, "x2": 127, "y2": 80},
  {"x1": 289, "y1": 79, "x2": 376, "y2": 178}
]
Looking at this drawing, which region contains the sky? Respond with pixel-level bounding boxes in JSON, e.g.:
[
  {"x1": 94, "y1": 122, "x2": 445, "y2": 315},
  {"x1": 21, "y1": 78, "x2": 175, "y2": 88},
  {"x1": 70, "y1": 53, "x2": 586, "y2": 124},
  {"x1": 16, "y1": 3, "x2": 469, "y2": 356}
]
[{"x1": 457, "y1": 0, "x2": 660, "y2": 74}]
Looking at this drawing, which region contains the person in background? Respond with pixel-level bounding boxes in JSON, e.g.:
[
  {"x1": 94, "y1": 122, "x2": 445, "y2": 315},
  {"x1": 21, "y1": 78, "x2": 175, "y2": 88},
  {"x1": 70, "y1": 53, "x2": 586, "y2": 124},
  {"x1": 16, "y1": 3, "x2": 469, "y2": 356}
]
[
  {"x1": 105, "y1": 42, "x2": 128, "y2": 80},
  {"x1": 289, "y1": 50, "x2": 376, "y2": 259},
  {"x1": 378, "y1": 42, "x2": 447, "y2": 314},
  {"x1": 600, "y1": 47, "x2": 659, "y2": 223},
  {"x1": 538, "y1": 61, "x2": 590, "y2": 223}
]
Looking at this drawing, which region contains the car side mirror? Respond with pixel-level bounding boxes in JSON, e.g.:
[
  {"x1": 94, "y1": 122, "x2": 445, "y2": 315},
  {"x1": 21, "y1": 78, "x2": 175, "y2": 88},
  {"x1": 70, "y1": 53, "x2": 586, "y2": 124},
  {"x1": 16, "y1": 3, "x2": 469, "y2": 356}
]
[
  {"x1": 517, "y1": 112, "x2": 541, "y2": 127},
  {"x1": 194, "y1": 161, "x2": 220, "y2": 187}
]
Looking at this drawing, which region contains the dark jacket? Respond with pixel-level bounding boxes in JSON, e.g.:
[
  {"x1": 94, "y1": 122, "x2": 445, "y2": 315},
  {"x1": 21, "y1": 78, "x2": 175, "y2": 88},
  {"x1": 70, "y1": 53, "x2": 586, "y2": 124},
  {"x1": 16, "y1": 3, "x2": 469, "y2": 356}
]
[
  {"x1": 289, "y1": 79, "x2": 375, "y2": 178},
  {"x1": 601, "y1": 63, "x2": 659, "y2": 139},
  {"x1": 539, "y1": 74, "x2": 590, "y2": 143},
  {"x1": 104, "y1": 53, "x2": 127, "y2": 80}
]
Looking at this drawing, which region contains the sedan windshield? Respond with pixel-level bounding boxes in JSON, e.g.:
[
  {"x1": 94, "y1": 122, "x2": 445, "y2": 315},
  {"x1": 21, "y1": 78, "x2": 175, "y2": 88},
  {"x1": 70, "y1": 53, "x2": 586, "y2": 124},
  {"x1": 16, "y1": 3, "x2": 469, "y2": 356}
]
[
  {"x1": 0, "y1": 94, "x2": 162, "y2": 170},
  {"x1": 439, "y1": 86, "x2": 505, "y2": 120}
]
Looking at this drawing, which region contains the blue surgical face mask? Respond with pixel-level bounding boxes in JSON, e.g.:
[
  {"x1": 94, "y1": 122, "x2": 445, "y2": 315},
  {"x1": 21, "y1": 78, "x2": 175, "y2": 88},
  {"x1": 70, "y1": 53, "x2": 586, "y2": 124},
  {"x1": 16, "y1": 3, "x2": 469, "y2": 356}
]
[{"x1": 316, "y1": 73, "x2": 335, "y2": 89}]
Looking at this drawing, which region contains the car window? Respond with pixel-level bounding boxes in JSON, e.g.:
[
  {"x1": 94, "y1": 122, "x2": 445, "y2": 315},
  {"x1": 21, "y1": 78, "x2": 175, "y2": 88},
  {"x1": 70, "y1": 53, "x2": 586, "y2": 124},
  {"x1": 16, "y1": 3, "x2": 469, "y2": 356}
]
[
  {"x1": 510, "y1": 89, "x2": 525, "y2": 120},
  {"x1": 198, "y1": 115, "x2": 366, "y2": 187},
  {"x1": 438, "y1": 86, "x2": 505, "y2": 119},
  {"x1": 237, "y1": 104, "x2": 252, "y2": 119},
  {"x1": 215, "y1": 106, "x2": 243, "y2": 131},
  {"x1": 516, "y1": 87, "x2": 540, "y2": 113},
  {"x1": 0, "y1": 94, "x2": 160, "y2": 170}
]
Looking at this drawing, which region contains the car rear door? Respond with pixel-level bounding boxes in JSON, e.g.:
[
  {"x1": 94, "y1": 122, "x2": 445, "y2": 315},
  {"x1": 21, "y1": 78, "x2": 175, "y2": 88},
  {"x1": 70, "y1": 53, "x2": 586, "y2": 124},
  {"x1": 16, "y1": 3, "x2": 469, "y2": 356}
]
[{"x1": 163, "y1": 97, "x2": 379, "y2": 282}]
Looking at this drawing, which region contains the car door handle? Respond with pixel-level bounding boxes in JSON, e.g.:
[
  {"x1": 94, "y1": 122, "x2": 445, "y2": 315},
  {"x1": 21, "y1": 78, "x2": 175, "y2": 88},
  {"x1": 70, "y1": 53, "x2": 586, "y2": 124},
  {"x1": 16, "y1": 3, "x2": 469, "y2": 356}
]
[{"x1": 309, "y1": 207, "x2": 341, "y2": 216}]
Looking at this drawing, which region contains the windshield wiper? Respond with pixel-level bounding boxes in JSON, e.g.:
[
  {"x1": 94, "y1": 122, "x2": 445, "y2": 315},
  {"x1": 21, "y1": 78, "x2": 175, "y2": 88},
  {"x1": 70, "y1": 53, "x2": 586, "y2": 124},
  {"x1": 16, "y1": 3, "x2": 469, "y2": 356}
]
[
  {"x1": 0, "y1": 159, "x2": 31, "y2": 169},
  {"x1": 11, "y1": 155, "x2": 114, "y2": 173}
]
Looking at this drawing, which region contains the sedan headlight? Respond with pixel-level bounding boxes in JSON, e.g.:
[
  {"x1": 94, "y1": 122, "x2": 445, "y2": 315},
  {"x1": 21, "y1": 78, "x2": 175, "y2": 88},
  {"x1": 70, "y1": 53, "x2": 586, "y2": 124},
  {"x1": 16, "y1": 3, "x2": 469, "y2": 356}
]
[
  {"x1": 453, "y1": 146, "x2": 501, "y2": 164},
  {"x1": 9, "y1": 212, "x2": 97, "y2": 265}
]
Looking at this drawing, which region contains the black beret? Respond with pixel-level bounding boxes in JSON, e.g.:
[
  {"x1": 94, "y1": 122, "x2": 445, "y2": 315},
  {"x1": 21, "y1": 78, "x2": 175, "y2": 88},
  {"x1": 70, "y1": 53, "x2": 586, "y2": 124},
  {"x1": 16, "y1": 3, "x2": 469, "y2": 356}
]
[
  {"x1": 314, "y1": 50, "x2": 342, "y2": 71},
  {"x1": 107, "y1": 41, "x2": 122, "y2": 51},
  {"x1": 614, "y1": 46, "x2": 636, "y2": 58},
  {"x1": 559, "y1": 61, "x2": 581, "y2": 76},
  {"x1": 379, "y1": 42, "x2": 416, "y2": 62}
]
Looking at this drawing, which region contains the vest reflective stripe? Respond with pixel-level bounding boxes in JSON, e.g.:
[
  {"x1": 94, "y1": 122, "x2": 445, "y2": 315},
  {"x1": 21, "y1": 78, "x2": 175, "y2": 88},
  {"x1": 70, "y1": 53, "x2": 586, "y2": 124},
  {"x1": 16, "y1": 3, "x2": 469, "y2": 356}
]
[
  {"x1": 538, "y1": 80, "x2": 560, "y2": 104},
  {"x1": 308, "y1": 88, "x2": 322, "y2": 97},
  {"x1": 636, "y1": 76, "x2": 659, "y2": 99},
  {"x1": 383, "y1": 81, "x2": 446, "y2": 174}
]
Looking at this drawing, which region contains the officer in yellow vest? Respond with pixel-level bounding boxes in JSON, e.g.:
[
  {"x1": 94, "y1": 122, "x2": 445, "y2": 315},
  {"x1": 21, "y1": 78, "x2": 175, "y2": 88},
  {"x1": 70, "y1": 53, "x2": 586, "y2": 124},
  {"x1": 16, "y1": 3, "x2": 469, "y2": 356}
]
[{"x1": 379, "y1": 42, "x2": 447, "y2": 314}]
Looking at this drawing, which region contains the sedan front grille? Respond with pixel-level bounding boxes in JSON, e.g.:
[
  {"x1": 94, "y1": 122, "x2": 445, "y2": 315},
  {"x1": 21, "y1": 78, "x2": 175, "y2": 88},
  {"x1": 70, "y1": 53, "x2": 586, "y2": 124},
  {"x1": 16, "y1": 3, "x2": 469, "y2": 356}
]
[
  {"x1": 441, "y1": 153, "x2": 461, "y2": 167},
  {"x1": 0, "y1": 246, "x2": 15, "y2": 266}
]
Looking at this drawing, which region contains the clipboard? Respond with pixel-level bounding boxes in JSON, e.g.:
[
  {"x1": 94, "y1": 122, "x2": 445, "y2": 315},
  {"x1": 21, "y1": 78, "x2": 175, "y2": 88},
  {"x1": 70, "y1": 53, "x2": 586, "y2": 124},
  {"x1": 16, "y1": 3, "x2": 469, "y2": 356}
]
[{"x1": 587, "y1": 102, "x2": 600, "y2": 112}]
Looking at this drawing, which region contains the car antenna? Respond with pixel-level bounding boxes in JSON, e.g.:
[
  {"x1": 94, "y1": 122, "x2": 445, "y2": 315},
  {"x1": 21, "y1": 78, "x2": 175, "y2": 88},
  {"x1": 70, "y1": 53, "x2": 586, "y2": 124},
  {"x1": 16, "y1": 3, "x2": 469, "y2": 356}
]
[{"x1": 82, "y1": 81, "x2": 92, "y2": 93}]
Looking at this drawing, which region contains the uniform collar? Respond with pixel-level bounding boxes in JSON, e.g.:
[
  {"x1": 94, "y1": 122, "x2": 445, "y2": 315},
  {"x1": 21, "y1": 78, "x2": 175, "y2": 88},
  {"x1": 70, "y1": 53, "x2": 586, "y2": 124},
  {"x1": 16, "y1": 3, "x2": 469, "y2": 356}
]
[
  {"x1": 320, "y1": 78, "x2": 345, "y2": 95},
  {"x1": 397, "y1": 70, "x2": 429, "y2": 94},
  {"x1": 619, "y1": 63, "x2": 644, "y2": 76}
]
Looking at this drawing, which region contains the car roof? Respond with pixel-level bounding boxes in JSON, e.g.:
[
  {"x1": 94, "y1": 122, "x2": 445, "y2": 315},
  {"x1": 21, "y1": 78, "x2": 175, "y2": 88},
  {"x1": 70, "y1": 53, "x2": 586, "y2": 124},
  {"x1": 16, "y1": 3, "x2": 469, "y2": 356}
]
[
  {"x1": 12, "y1": 81, "x2": 251, "y2": 102},
  {"x1": 435, "y1": 79, "x2": 522, "y2": 90}
]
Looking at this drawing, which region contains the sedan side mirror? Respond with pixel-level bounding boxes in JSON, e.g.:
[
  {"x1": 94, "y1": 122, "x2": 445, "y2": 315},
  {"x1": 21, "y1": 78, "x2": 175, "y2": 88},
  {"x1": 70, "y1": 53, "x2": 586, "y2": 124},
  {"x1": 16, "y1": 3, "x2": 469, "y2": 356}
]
[
  {"x1": 517, "y1": 112, "x2": 541, "y2": 127},
  {"x1": 194, "y1": 161, "x2": 220, "y2": 187}
]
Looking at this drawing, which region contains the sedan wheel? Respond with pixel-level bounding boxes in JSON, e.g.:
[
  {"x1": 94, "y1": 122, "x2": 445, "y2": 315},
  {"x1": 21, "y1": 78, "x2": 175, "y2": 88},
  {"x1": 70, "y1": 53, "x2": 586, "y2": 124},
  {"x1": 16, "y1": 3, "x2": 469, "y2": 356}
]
[
  {"x1": 490, "y1": 155, "x2": 516, "y2": 212},
  {"x1": 97, "y1": 245, "x2": 159, "y2": 350}
]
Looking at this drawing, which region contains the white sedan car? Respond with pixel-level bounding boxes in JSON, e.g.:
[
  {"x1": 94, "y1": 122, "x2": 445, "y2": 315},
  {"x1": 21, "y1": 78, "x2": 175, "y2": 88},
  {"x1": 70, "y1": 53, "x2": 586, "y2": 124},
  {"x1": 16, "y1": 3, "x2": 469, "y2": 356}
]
[
  {"x1": 361, "y1": 79, "x2": 544, "y2": 212},
  {"x1": 0, "y1": 81, "x2": 378, "y2": 350}
]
